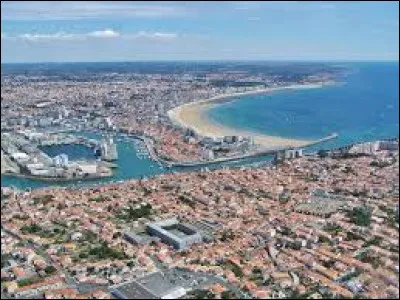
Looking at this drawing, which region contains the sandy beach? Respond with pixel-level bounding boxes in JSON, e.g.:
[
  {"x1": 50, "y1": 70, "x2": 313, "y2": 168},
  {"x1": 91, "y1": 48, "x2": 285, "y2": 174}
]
[{"x1": 168, "y1": 83, "x2": 330, "y2": 150}]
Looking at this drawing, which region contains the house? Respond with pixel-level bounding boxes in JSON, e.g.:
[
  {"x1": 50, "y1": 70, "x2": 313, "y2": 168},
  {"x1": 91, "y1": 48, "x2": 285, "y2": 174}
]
[{"x1": 14, "y1": 278, "x2": 66, "y2": 298}]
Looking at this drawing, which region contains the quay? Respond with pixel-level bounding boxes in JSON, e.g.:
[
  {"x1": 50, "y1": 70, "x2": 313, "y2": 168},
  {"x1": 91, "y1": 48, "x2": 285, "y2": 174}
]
[
  {"x1": 1, "y1": 131, "x2": 114, "y2": 182},
  {"x1": 109, "y1": 129, "x2": 338, "y2": 169}
]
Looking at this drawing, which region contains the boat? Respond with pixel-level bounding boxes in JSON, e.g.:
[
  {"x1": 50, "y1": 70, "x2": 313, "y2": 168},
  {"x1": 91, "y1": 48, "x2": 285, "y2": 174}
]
[{"x1": 94, "y1": 147, "x2": 101, "y2": 157}]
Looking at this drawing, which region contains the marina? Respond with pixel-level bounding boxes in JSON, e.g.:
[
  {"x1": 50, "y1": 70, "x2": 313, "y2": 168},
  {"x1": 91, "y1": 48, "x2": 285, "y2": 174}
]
[
  {"x1": 1, "y1": 131, "x2": 165, "y2": 190},
  {"x1": 0, "y1": 131, "x2": 119, "y2": 184},
  {"x1": 0, "y1": 129, "x2": 371, "y2": 191},
  {"x1": 0, "y1": 130, "x2": 277, "y2": 190}
]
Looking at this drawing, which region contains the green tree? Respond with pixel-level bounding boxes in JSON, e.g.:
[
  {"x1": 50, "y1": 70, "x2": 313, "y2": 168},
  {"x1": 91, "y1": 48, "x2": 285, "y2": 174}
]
[
  {"x1": 347, "y1": 206, "x2": 372, "y2": 227},
  {"x1": 44, "y1": 265, "x2": 57, "y2": 275}
]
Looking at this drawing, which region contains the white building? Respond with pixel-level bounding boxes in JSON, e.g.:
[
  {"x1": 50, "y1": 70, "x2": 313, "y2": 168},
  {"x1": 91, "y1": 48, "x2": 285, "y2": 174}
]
[
  {"x1": 53, "y1": 154, "x2": 68, "y2": 167},
  {"x1": 284, "y1": 149, "x2": 303, "y2": 159},
  {"x1": 201, "y1": 148, "x2": 215, "y2": 160},
  {"x1": 101, "y1": 136, "x2": 118, "y2": 161},
  {"x1": 378, "y1": 140, "x2": 399, "y2": 151},
  {"x1": 77, "y1": 164, "x2": 97, "y2": 175},
  {"x1": 105, "y1": 117, "x2": 113, "y2": 129},
  {"x1": 11, "y1": 152, "x2": 30, "y2": 163}
]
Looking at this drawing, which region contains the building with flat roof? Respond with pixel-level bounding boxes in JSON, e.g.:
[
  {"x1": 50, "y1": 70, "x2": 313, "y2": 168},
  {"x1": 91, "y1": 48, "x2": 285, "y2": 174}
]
[
  {"x1": 123, "y1": 231, "x2": 159, "y2": 246},
  {"x1": 146, "y1": 218, "x2": 202, "y2": 250},
  {"x1": 109, "y1": 272, "x2": 187, "y2": 299}
]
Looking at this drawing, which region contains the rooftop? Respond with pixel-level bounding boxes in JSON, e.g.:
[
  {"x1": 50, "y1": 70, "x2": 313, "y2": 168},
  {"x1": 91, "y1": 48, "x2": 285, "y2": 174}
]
[{"x1": 110, "y1": 271, "x2": 186, "y2": 299}]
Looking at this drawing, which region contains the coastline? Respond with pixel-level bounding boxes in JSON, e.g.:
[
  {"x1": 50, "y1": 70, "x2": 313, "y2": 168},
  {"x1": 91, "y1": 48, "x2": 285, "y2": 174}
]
[
  {"x1": 168, "y1": 82, "x2": 334, "y2": 150},
  {"x1": 1, "y1": 171, "x2": 111, "y2": 183}
]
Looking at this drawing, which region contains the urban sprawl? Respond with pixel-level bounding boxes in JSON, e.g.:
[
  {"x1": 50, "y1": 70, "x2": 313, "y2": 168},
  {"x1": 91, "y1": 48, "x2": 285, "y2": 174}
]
[{"x1": 1, "y1": 63, "x2": 399, "y2": 299}]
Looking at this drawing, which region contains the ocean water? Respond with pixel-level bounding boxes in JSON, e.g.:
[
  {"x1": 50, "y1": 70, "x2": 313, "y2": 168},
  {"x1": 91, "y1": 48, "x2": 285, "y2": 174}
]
[{"x1": 207, "y1": 62, "x2": 399, "y2": 150}]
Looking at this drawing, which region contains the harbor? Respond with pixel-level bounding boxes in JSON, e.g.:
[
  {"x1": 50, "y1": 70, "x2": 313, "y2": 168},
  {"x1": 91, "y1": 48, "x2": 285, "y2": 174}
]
[
  {"x1": 0, "y1": 130, "x2": 166, "y2": 190},
  {"x1": 0, "y1": 125, "x2": 381, "y2": 191},
  {"x1": 1, "y1": 130, "x2": 120, "y2": 182},
  {"x1": 3, "y1": 125, "x2": 398, "y2": 192},
  {"x1": 0, "y1": 129, "x2": 275, "y2": 189}
]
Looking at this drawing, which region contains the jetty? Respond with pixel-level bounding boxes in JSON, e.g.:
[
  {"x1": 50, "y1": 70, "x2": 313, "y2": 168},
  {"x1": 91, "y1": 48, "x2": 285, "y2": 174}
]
[{"x1": 164, "y1": 133, "x2": 339, "y2": 168}]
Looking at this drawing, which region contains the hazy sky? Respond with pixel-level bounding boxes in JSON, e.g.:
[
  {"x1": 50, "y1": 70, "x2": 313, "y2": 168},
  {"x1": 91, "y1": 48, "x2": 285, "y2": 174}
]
[{"x1": 1, "y1": 1, "x2": 399, "y2": 63}]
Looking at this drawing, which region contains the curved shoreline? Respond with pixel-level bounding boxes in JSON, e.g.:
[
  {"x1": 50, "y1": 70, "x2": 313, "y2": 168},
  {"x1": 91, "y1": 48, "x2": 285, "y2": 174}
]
[{"x1": 168, "y1": 82, "x2": 334, "y2": 150}]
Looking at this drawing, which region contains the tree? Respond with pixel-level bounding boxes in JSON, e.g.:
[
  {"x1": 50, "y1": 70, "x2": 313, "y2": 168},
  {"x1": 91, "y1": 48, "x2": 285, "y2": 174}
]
[
  {"x1": 188, "y1": 290, "x2": 215, "y2": 299},
  {"x1": 221, "y1": 291, "x2": 235, "y2": 299},
  {"x1": 44, "y1": 265, "x2": 57, "y2": 275},
  {"x1": 21, "y1": 223, "x2": 42, "y2": 234},
  {"x1": 127, "y1": 260, "x2": 135, "y2": 268},
  {"x1": 347, "y1": 206, "x2": 372, "y2": 227},
  {"x1": 112, "y1": 232, "x2": 122, "y2": 239},
  {"x1": 323, "y1": 223, "x2": 342, "y2": 234}
]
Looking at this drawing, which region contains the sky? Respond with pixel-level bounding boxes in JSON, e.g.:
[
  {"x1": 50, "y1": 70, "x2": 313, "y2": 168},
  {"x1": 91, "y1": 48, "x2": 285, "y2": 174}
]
[{"x1": 1, "y1": 1, "x2": 399, "y2": 63}]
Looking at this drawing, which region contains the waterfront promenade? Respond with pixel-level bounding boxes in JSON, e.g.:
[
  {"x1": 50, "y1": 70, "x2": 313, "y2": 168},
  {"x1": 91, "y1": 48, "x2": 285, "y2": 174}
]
[{"x1": 166, "y1": 133, "x2": 339, "y2": 167}]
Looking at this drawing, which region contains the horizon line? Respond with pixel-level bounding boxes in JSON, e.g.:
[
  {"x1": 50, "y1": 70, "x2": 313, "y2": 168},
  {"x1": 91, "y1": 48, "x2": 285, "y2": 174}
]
[{"x1": 2, "y1": 59, "x2": 399, "y2": 65}]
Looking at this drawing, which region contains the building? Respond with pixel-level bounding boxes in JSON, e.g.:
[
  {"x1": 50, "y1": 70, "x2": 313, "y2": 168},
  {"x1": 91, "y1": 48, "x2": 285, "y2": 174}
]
[
  {"x1": 13, "y1": 278, "x2": 66, "y2": 299},
  {"x1": 105, "y1": 117, "x2": 113, "y2": 129},
  {"x1": 146, "y1": 218, "x2": 203, "y2": 250},
  {"x1": 76, "y1": 164, "x2": 98, "y2": 175},
  {"x1": 285, "y1": 149, "x2": 303, "y2": 159},
  {"x1": 110, "y1": 272, "x2": 186, "y2": 299},
  {"x1": 223, "y1": 136, "x2": 238, "y2": 144},
  {"x1": 294, "y1": 197, "x2": 345, "y2": 217},
  {"x1": 53, "y1": 154, "x2": 68, "y2": 167},
  {"x1": 275, "y1": 148, "x2": 304, "y2": 163},
  {"x1": 378, "y1": 140, "x2": 399, "y2": 151},
  {"x1": 201, "y1": 148, "x2": 215, "y2": 160},
  {"x1": 11, "y1": 152, "x2": 30, "y2": 164},
  {"x1": 349, "y1": 142, "x2": 379, "y2": 154},
  {"x1": 38, "y1": 117, "x2": 53, "y2": 128},
  {"x1": 101, "y1": 136, "x2": 118, "y2": 161},
  {"x1": 123, "y1": 231, "x2": 159, "y2": 246}
]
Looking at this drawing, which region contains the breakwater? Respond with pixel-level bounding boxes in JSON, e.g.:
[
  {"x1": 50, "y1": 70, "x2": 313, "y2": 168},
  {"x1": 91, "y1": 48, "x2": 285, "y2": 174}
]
[{"x1": 166, "y1": 133, "x2": 339, "y2": 168}]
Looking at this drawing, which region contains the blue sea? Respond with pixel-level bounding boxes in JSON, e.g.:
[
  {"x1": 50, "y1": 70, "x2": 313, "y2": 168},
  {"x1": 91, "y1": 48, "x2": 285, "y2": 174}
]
[
  {"x1": 1, "y1": 62, "x2": 398, "y2": 190},
  {"x1": 207, "y1": 62, "x2": 399, "y2": 151}
]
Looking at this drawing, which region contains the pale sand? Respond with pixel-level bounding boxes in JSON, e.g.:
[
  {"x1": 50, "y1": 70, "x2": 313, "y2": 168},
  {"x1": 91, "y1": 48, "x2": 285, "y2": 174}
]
[{"x1": 168, "y1": 83, "x2": 330, "y2": 149}]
